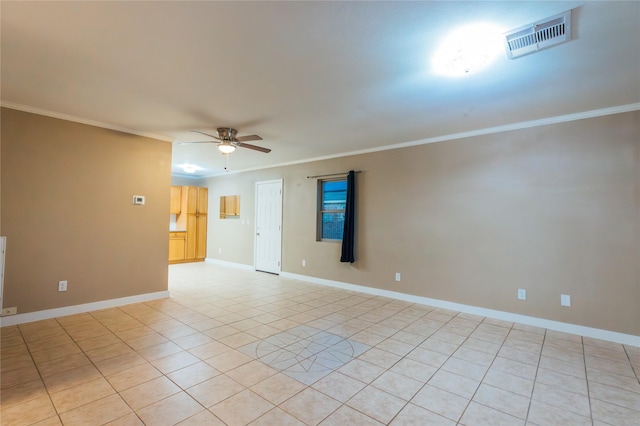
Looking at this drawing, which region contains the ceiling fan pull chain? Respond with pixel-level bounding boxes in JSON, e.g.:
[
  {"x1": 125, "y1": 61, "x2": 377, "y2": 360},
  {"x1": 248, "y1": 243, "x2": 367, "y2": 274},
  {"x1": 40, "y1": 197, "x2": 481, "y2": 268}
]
[{"x1": 224, "y1": 153, "x2": 230, "y2": 172}]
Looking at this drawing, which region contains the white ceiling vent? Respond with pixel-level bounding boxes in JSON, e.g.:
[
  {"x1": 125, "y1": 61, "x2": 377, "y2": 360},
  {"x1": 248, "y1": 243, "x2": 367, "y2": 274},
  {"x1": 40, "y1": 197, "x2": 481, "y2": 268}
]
[{"x1": 504, "y1": 10, "x2": 572, "y2": 59}]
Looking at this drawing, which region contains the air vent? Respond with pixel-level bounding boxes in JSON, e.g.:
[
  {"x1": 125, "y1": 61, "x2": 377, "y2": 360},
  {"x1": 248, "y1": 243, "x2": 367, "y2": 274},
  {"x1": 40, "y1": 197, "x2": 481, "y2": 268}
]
[{"x1": 504, "y1": 10, "x2": 572, "y2": 59}]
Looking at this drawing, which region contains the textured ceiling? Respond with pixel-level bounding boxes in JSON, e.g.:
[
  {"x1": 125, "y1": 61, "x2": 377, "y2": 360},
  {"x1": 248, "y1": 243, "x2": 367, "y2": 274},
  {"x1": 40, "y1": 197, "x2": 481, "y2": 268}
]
[{"x1": 2, "y1": 1, "x2": 639, "y2": 177}]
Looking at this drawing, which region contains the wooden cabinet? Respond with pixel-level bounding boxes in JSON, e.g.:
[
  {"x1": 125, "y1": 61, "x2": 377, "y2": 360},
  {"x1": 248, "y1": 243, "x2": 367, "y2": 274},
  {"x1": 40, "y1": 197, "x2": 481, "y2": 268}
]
[
  {"x1": 220, "y1": 195, "x2": 240, "y2": 218},
  {"x1": 174, "y1": 186, "x2": 208, "y2": 263},
  {"x1": 169, "y1": 232, "x2": 186, "y2": 263},
  {"x1": 170, "y1": 186, "x2": 182, "y2": 214}
]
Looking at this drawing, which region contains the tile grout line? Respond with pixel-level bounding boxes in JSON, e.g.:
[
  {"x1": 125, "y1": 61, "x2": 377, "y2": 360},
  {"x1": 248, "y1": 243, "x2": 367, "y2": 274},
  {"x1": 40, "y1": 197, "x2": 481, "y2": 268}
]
[
  {"x1": 580, "y1": 335, "x2": 596, "y2": 425},
  {"x1": 447, "y1": 313, "x2": 511, "y2": 425},
  {"x1": 4, "y1": 264, "x2": 638, "y2": 425},
  {"x1": 15, "y1": 321, "x2": 63, "y2": 425}
]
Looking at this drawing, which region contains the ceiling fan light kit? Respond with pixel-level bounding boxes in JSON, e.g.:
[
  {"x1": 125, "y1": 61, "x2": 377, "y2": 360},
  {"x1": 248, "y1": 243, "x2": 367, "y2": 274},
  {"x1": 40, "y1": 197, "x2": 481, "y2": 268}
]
[
  {"x1": 186, "y1": 128, "x2": 271, "y2": 154},
  {"x1": 218, "y1": 142, "x2": 236, "y2": 154}
]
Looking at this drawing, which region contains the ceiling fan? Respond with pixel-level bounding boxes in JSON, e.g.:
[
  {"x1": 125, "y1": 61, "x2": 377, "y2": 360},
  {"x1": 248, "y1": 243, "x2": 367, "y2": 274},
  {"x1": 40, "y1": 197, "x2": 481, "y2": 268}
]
[{"x1": 181, "y1": 128, "x2": 271, "y2": 154}]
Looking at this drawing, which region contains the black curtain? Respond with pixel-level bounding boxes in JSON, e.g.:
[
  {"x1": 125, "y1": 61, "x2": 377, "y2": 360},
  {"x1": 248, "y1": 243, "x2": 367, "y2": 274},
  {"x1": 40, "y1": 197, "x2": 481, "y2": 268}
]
[{"x1": 340, "y1": 170, "x2": 356, "y2": 263}]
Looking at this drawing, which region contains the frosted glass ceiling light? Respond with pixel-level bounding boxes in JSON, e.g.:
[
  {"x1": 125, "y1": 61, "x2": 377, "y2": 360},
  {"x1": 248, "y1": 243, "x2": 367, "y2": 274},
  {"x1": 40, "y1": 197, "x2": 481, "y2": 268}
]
[
  {"x1": 433, "y1": 24, "x2": 503, "y2": 76},
  {"x1": 180, "y1": 164, "x2": 202, "y2": 173},
  {"x1": 218, "y1": 142, "x2": 236, "y2": 154}
]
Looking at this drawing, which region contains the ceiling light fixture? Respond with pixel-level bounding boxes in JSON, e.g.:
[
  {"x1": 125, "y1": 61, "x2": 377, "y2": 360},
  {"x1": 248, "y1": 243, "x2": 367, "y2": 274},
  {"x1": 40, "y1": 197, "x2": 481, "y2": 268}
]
[
  {"x1": 179, "y1": 164, "x2": 203, "y2": 174},
  {"x1": 432, "y1": 23, "x2": 503, "y2": 76},
  {"x1": 218, "y1": 142, "x2": 236, "y2": 154}
]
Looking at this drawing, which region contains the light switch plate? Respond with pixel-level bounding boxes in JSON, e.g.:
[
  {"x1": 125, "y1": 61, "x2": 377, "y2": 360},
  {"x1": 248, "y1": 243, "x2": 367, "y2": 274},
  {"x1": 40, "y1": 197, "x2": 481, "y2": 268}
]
[{"x1": 561, "y1": 294, "x2": 571, "y2": 306}]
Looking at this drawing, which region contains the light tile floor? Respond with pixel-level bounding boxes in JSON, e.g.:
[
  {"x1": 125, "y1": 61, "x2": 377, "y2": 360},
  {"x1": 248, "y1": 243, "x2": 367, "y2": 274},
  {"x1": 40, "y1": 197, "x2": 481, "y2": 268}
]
[
  {"x1": 1, "y1": 262, "x2": 639, "y2": 425},
  {"x1": 238, "y1": 325, "x2": 370, "y2": 385}
]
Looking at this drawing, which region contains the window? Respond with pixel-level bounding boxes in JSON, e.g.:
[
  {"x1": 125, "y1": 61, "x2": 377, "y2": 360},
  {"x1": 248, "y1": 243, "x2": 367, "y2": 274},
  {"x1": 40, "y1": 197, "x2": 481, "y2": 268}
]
[{"x1": 317, "y1": 179, "x2": 347, "y2": 240}]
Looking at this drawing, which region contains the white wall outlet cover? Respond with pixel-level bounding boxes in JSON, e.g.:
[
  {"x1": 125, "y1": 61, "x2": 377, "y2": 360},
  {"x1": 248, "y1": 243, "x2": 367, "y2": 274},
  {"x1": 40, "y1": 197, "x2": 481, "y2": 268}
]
[
  {"x1": 58, "y1": 280, "x2": 68, "y2": 292},
  {"x1": 561, "y1": 294, "x2": 571, "y2": 306},
  {"x1": 132, "y1": 195, "x2": 145, "y2": 205},
  {"x1": 517, "y1": 289, "x2": 526, "y2": 300},
  {"x1": 1, "y1": 307, "x2": 17, "y2": 316},
  {"x1": 395, "y1": 272, "x2": 401, "y2": 281}
]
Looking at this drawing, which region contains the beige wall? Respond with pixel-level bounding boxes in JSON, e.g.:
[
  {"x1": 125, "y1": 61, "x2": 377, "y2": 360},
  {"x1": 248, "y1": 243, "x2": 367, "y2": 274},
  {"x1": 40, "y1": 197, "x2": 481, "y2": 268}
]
[
  {"x1": 204, "y1": 111, "x2": 639, "y2": 336},
  {"x1": 1, "y1": 108, "x2": 172, "y2": 313}
]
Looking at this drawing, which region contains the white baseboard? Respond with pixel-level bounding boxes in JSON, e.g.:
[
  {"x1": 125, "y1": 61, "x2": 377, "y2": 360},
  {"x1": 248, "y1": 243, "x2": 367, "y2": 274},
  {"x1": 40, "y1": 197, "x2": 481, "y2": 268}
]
[
  {"x1": 280, "y1": 272, "x2": 640, "y2": 347},
  {"x1": 204, "y1": 258, "x2": 255, "y2": 271},
  {"x1": 0, "y1": 291, "x2": 170, "y2": 327}
]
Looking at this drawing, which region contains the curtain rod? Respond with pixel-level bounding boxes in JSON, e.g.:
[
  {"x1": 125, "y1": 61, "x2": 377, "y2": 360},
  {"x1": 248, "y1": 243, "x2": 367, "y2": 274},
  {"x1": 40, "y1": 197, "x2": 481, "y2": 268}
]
[{"x1": 307, "y1": 170, "x2": 361, "y2": 179}]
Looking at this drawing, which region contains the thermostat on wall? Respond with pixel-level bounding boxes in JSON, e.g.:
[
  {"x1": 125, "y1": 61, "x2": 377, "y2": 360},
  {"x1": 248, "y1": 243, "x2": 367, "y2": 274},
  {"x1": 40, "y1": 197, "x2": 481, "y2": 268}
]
[{"x1": 132, "y1": 195, "x2": 145, "y2": 205}]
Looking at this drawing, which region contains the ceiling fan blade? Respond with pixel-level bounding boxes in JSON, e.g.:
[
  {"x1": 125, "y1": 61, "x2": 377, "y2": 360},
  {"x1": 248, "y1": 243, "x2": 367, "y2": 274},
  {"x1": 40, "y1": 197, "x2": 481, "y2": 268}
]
[
  {"x1": 177, "y1": 140, "x2": 219, "y2": 145},
  {"x1": 237, "y1": 142, "x2": 271, "y2": 153},
  {"x1": 190, "y1": 129, "x2": 221, "y2": 140},
  {"x1": 235, "y1": 134, "x2": 263, "y2": 142}
]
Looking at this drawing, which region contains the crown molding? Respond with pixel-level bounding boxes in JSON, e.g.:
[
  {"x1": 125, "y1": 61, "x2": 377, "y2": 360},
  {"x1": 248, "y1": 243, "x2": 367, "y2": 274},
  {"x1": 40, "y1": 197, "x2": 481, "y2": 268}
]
[
  {"x1": 3, "y1": 100, "x2": 637, "y2": 178},
  {"x1": 0, "y1": 101, "x2": 173, "y2": 142},
  {"x1": 202, "y1": 103, "x2": 640, "y2": 178}
]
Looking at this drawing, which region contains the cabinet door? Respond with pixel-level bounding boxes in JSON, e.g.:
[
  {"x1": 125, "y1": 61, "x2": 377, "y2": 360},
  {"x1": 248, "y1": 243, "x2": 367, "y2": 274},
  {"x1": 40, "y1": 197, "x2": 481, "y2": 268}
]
[
  {"x1": 224, "y1": 195, "x2": 235, "y2": 216},
  {"x1": 170, "y1": 186, "x2": 182, "y2": 214},
  {"x1": 222, "y1": 195, "x2": 240, "y2": 216},
  {"x1": 169, "y1": 234, "x2": 186, "y2": 262},
  {"x1": 219, "y1": 196, "x2": 226, "y2": 219},
  {"x1": 233, "y1": 195, "x2": 240, "y2": 215},
  {"x1": 196, "y1": 214, "x2": 207, "y2": 259},
  {"x1": 185, "y1": 214, "x2": 197, "y2": 259},
  {"x1": 186, "y1": 186, "x2": 199, "y2": 215},
  {"x1": 197, "y1": 187, "x2": 208, "y2": 214}
]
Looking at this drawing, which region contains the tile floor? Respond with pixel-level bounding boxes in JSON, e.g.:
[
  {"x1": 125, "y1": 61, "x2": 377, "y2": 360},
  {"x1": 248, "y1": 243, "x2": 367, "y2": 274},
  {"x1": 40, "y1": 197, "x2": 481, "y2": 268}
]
[{"x1": 1, "y1": 262, "x2": 639, "y2": 425}]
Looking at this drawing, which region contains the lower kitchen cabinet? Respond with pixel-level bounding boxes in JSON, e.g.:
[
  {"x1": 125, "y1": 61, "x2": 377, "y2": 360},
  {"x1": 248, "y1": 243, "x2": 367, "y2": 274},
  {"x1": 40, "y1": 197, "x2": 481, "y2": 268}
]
[{"x1": 169, "y1": 232, "x2": 186, "y2": 263}]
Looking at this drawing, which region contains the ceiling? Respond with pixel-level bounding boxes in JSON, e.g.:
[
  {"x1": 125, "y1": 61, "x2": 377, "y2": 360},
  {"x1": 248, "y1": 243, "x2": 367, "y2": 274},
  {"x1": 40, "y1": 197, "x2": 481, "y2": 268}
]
[{"x1": 2, "y1": 1, "x2": 639, "y2": 178}]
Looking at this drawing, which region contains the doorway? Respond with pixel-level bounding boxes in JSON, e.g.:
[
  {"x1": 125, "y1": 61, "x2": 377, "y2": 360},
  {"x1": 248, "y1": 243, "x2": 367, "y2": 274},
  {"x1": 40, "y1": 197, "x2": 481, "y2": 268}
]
[{"x1": 254, "y1": 179, "x2": 283, "y2": 274}]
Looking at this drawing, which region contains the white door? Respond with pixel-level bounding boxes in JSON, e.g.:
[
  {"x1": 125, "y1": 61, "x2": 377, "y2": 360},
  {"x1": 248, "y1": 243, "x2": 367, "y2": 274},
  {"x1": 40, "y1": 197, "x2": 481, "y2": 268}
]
[{"x1": 255, "y1": 180, "x2": 283, "y2": 274}]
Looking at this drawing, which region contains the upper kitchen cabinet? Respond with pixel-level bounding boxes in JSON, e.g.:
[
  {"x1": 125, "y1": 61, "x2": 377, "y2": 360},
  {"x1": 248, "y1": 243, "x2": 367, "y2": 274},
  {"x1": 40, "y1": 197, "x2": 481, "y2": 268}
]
[
  {"x1": 220, "y1": 195, "x2": 240, "y2": 218},
  {"x1": 170, "y1": 186, "x2": 182, "y2": 214},
  {"x1": 186, "y1": 186, "x2": 208, "y2": 216}
]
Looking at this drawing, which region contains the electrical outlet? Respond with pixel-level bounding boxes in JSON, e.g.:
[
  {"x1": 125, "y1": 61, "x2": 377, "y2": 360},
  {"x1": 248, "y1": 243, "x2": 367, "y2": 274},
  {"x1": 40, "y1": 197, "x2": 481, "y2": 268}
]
[
  {"x1": 58, "y1": 280, "x2": 68, "y2": 292},
  {"x1": 1, "y1": 307, "x2": 17, "y2": 316},
  {"x1": 517, "y1": 289, "x2": 526, "y2": 300},
  {"x1": 218, "y1": 248, "x2": 222, "y2": 254},
  {"x1": 302, "y1": 259, "x2": 306, "y2": 267},
  {"x1": 561, "y1": 294, "x2": 571, "y2": 306},
  {"x1": 395, "y1": 272, "x2": 401, "y2": 282}
]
